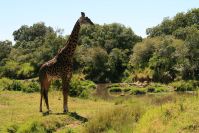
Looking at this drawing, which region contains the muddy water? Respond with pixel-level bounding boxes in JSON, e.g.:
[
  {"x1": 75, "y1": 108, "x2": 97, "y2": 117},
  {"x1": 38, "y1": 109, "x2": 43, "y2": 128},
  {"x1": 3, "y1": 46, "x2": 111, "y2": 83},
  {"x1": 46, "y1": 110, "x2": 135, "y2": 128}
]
[
  {"x1": 93, "y1": 84, "x2": 111, "y2": 100},
  {"x1": 93, "y1": 83, "x2": 134, "y2": 100}
]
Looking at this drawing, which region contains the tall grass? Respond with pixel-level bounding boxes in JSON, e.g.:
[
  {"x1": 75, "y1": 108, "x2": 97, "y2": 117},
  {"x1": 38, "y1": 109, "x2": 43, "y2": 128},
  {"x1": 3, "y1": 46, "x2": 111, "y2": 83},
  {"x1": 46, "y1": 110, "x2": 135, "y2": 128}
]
[
  {"x1": 84, "y1": 106, "x2": 135, "y2": 133},
  {"x1": 134, "y1": 95, "x2": 199, "y2": 133}
]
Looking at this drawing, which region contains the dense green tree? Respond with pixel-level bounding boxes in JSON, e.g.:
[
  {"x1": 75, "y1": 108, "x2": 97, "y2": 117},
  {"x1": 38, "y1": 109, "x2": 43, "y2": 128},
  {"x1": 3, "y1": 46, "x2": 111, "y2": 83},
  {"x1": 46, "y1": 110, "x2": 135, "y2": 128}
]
[
  {"x1": 0, "y1": 60, "x2": 34, "y2": 79},
  {"x1": 79, "y1": 23, "x2": 142, "y2": 53},
  {"x1": 129, "y1": 38, "x2": 155, "y2": 69},
  {"x1": 108, "y1": 48, "x2": 129, "y2": 82},
  {"x1": 173, "y1": 25, "x2": 198, "y2": 40},
  {"x1": 172, "y1": 26, "x2": 199, "y2": 80},
  {"x1": 81, "y1": 47, "x2": 110, "y2": 83},
  {"x1": 13, "y1": 22, "x2": 54, "y2": 42},
  {"x1": 1, "y1": 23, "x2": 66, "y2": 79},
  {"x1": 1, "y1": 22, "x2": 141, "y2": 82},
  {"x1": 128, "y1": 36, "x2": 186, "y2": 83},
  {"x1": 74, "y1": 46, "x2": 130, "y2": 82},
  {"x1": 143, "y1": 8, "x2": 199, "y2": 82},
  {"x1": 0, "y1": 40, "x2": 12, "y2": 65},
  {"x1": 184, "y1": 28, "x2": 199, "y2": 79},
  {"x1": 147, "y1": 8, "x2": 199, "y2": 38},
  {"x1": 74, "y1": 23, "x2": 142, "y2": 82},
  {"x1": 148, "y1": 38, "x2": 177, "y2": 83},
  {"x1": 2, "y1": 8, "x2": 198, "y2": 83}
]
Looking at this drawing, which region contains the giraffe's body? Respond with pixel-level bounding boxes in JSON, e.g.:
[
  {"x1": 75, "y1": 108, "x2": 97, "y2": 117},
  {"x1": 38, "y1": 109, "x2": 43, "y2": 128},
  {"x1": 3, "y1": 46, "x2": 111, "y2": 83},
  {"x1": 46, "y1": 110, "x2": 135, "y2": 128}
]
[{"x1": 39, "y1": 12, "x2": 94, "y2": 113}]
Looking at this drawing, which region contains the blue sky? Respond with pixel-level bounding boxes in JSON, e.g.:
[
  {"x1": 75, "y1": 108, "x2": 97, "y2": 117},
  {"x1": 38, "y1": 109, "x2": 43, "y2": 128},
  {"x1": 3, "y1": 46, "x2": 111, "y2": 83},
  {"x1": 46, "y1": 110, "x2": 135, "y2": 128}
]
[{"x1": 0, "y1": 0, "x2": 198, "y2": 42}]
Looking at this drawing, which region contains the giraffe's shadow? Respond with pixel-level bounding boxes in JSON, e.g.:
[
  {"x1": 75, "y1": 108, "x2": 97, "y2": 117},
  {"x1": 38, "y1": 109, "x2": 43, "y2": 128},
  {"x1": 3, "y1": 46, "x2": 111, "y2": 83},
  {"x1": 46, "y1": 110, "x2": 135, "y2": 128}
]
[{"x1": 42, "y1": 111, "x2": 88, "y2": 122}]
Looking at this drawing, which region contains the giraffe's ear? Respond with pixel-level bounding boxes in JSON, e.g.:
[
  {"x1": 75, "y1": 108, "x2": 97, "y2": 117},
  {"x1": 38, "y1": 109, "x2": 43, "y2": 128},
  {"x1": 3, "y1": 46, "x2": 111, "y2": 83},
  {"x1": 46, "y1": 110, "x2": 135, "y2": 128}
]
[{"x1": 81, "y1": 12, "x2": 85, "y2": 17}]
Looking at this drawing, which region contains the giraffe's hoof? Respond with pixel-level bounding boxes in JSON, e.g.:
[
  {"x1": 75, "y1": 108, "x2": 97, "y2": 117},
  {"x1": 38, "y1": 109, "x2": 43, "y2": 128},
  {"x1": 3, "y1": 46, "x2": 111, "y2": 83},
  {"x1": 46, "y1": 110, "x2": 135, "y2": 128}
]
[
  {"x1": 63, "y1": 109, "x2": 68, "y2": 113},
  {"x1": 40, "y1": 109, "x2": 42, "y2": 112},
  {"x1": 47, "y1": 110, "x2": 52, "y2": 113}
]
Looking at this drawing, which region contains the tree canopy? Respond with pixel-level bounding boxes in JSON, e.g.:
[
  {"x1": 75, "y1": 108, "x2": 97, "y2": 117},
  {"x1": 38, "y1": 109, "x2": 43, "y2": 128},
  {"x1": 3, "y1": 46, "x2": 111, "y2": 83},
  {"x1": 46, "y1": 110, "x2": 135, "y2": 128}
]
[
  {"x1": 0, "y1": 8, "x2": 198, "y2": 83},
  {"x1": 0, "y1": 23, "x2": 141, "y2": 82},
  {"x1": 127, "y1": 8, "x2": 199, "y2": 82},
  {"x1": 146, "y1": 8, "x2": 199, "y2": 39}
]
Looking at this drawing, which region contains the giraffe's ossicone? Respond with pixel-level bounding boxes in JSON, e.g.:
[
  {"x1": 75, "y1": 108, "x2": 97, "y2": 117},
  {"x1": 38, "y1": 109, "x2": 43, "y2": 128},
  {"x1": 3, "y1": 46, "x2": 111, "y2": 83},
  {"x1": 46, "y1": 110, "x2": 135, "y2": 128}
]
[{"x1": 39, "y1": 12, "x2": 94, "y2": 113}]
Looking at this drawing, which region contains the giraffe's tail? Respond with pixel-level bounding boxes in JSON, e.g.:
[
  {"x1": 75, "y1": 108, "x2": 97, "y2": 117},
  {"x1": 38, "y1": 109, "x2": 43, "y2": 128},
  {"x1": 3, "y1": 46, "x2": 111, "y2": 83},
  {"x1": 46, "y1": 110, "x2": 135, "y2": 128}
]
[
  {"x1": 39, "y1": 70, "x2": 50, "y2": 112},
  {"x1": 39, "y1": 71, "x2": 44, "y2": 112}
]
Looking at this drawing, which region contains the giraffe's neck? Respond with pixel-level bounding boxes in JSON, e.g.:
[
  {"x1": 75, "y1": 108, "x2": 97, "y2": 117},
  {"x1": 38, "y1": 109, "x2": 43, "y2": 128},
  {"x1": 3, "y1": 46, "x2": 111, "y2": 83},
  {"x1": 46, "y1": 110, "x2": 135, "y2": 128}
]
[
  {"x1": 67, "y1": 20, "x2": 80, "y2": 47},
  {"x1": 60, "y1": 21, "x2": 80, "y2": 59}
]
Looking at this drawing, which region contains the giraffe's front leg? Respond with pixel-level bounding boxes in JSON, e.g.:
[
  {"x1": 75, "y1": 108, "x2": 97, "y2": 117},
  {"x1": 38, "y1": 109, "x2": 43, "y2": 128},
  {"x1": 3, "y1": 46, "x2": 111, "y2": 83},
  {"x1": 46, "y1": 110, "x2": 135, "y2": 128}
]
[{"x1": 62, "y1": 79, "x2": 70, "y2": 113}]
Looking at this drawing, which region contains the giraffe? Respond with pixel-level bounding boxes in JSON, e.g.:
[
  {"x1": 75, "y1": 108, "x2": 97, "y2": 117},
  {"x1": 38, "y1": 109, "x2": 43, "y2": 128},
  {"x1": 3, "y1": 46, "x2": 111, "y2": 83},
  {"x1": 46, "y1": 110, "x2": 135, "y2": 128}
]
[{"x1": 39, "y1": 12, "x2": 94, "y2": 113}]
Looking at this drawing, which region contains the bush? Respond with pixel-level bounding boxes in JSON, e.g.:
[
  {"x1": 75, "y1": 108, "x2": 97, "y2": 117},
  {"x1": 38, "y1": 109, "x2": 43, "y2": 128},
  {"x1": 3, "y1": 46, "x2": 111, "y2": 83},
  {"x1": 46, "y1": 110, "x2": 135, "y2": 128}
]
[
  {"x1": 87, "y1": 82, "x2": 96, "y2": 89},
  {"x1": 132, "y1": 89, "x2": 146, "y2": 95},
  {"x1": 0, "y1": 77, "x2": 13, "y2": 90},
  {"x1": 123, "y1": 88, "x2": 131, "y2": 92},
  {"x1": 8, "y1": 81, "x2": 23, "y2": 91},
  {"x1": 109, "y1": 87, "x2": 122, "y2": 93},
  {"x1": 0, "y1": 78, "x2": 40, "y2": 93},
  {"x1": 79, "y1": 89, "x2": 89, "y2": 98},
  {"x1": 50, "y1": 80, "x2": 62, "y2": 91},
  {"x1": 0, "y1": 75, "x2": 95, "y2": 96},
  {"x1": 1, "y1": 61, "x2": 34, "y2": 79},
  {"x1": 171, "y1": 80, "x2": 199, "y2": 91},
  {"x1": 131, "y1": 87, "x2": 146, "y2": 95},
  {"x1": 22, "y1": 81, "x2": 40, "y2": 93},
  {"x1": 147, "y1": 87, "x2": 155, "y2": 92},
  {"x1": 147, "y1": 83, "x2": 169, "y2": 93},
  {"x1": 155, "y1": 86, "x2": 168, "y2": 92},
  {"x1": 69, "y1": 75, "x2": 96, "y2": 98},
  {"x1": 107, "y1": 84, "x2": 120, "y2": 88}
]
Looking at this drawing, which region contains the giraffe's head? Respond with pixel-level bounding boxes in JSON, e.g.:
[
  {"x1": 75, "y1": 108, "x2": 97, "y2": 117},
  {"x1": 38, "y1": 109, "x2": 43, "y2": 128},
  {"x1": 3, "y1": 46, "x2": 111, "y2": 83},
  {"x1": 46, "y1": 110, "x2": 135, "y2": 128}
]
[{"x1": 78, "y1": 12, "x2": 94, "y2": 25}]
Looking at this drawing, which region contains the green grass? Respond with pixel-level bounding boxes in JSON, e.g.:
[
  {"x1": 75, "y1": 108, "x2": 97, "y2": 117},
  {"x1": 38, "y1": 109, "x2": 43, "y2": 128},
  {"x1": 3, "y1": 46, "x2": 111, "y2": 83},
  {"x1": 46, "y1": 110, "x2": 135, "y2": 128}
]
[
  {"x1": 170, "y1": 80, "x2": 199, "y2": 92},
  {"x1": 1, "y1": 89, "x2": 199, "y2": 133},
  {"x1": 134, "y1": 95, "x2": 199, "y2": 133},
  {"x1": 0, "y1": 91, "x2": 113, "y2": 132}
]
